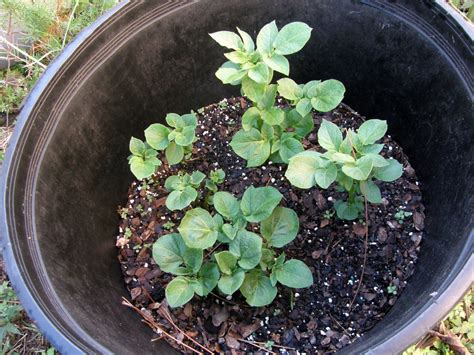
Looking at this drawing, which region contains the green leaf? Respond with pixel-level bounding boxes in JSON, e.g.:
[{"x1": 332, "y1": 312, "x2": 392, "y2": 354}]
[
  {"x1": 314, "y1": 162, "x2": 338, "y2": 189},
  {"x1": 334, "y1": 200, "x2": 363, "y2": 221},
  {"x1": 342, "y1": 155, "x2": 373, "y2": 181},
  {"x1": 209, "y1": 31, "x2": 243, "y2": 50},
  {"x1": 164, "y1": 175, "x2": 182, "y2": 191},
  {"x1": 360, "y1": 180, "x2": 382, "y2": 204},
  {"x1": 318, "y1": 119, "x2": 343, "y2": 151},
  {"x1": 273, "y1": 22, "x2": 312, "y2": 55},
  {"x1": 242, "y1": 107, "x2": 261, "y2": 131},
  {"x1": 261, "y1": 123, "x2": 274, "y2": 141},
  {"x1": 257, "y1": 84, "x2": 278, "y2": 110},
  {"x1": 263, "y1": 53, "x2": 289, "y2": 75},
  {"x1": 240, "y1": 186, "x2": 283, "y2": 222},
  {"x1": 166, "y1": 277, "x2": 194, "y2": 307},
  {"x1": 215, "y1": 251, "x2": 238, "y2": 275},
  {"x1": 237, "y1": 27, "x2": 255, "y2": 52},
  {"x1": 261, "y1": 207, "x2": 299, "y2": 248},
  {"x1": 165, "y1": 113, "x2": 180, "y2": 127},
  {"x1": 240, "y1": 269, "x2": 277, "y2": 307},
  {"x1": 153, "y1": 233, "x2": 196, "y2": 273},
  {"x1": 242, "y1": 77, "x2": 265, "y2": 102},
  {"x1": 275, "y1": 259, "x2": 313, "y2": 288},
  {"x1": 129, "y1": 156, "x2": 155, "y2": 180},
  {"x1": 230, "y1": 129, "x2": 271, "y2": 167},
  {"x1": 222, "y1": 224, "x2": 238, "y2": 240},
  {"x1": 256, "y1": 20, "x2": 278, "y2": 54},
  {"x1": 174, "y1": 126, "x2": 195, "y2": 146},
  {"x1": 358, "y1": 119, "x2": 387, "y2": 145},
  {"x1": 144, "y1": 124, "x2": 171, "y2": 150},
  {"x1": 178, "y1": 208, "x2": 218, "y2": 249},
  {"x1": 330, "y1": 152, "x2": 355, "y2": 164},
  {"x1": 165, "y1": 141, "x2": 184, "y2": 165},
  {"x1": 129, "y1": 137, "x2": 146, "y2": 155},
  {"x1": 279, "y1": 137, "x2": 304, "y2": 163},
  {"x1": 310, "y1": 80, "x2": 346, "y2": 112},
  {"x1": 303, "y1": 80, "x2": 321, "y2": 96},
  {"x1": 364, "y1": 153, "x2": 389, "y2": 168},
  {"x1": 373, "y1": 159, "x2": 403, "y2": 182},
  {"x1": 213, "y1": 191, "x2": 240, "y2": 220},
  {"x1": 336, "y1": 171, "x2": 354, "y2": 191},
  {"x1": 216, "y1": 62, "x2": 246, "y2": 84},
  {"x1": 277, "y1": 78, "x2": 303, "y2": 100},
  {"x1": 357, "y1": 143, "x2": 384, "y2": 155},
  {"x1": 180, "y1": 113, "x2": 198, "y2": 127},
  {"x1": 248, "y1": 62, "x2": 271, "y2": 84},
  {"x1": 261, "y1": 107, "x2": 285, "y2": 125},
  {"x1": 190, "y1": 171, "x2": 206, "y2": 185},
  {"x1": 285, "y1": 151, "x2": 321, "y2": 189},
  {"x1": 295, "y1": 98, "x2": 312, "y2": 117},
  {"x1": 224, "y1": 50, "x2": 249, "y2": 64},
  {"x1": 229, "y1": 230, "x2": 262, "y2": 269},
  {"x1": 192, "y1": 263, "x2": 220, "y2": 296},
  {"x1": 285, "y1": 109, "x2": 314, "y2": 138},
  {"x1": 218, "y1": 269, "x2": 245, "y2": 295},
  {"x1": 166, "y1": 186, "x2": 197, "y2": 210}
]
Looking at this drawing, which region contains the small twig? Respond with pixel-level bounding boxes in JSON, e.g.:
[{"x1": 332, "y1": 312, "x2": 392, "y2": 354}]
[
  {"x1": 157, "y1": 302, "x2": 213, "y2": 354},
  {"x1": 0, "y1": 36, "x2": 47, "y2": 69},
  {"x1": 121, "y1": 297, "x2": 202, "y2": 354},
  {"x1": 349, "y1": 198, "x2": 369, "y2": 310},
  {"x1": 329, "y1": 314, "x2": 352, "y2": 339},
  {"x1": 239, "y1": 338, "x2": 296, "y2": 351},
  {"x1": 237, "y1": 338, "x2": 278, "y2": 354},
  {"x1": 62, "y1": 0, "x2": 79, "y2": 48},
  {"x1": 205, "y1": 243, "x2": 222, "y2": 258},
  {"x1": 209, "y1": 291, "x2": 251, "y2": 308}
]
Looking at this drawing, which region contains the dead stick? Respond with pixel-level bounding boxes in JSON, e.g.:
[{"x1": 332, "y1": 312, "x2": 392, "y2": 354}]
[
  {"x1": 121, "y1": 298, "x2": 202, "y2": 354},
  {"x1": 349, "y1": 198, "x2": 369, "y2": 310},
  {"x1": 158, "y1": 304, "x2": 213, "y2": 354}
]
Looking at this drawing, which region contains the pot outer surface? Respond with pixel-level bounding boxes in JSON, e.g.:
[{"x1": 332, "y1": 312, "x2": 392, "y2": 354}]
[{"x1": 1, "y1": 1, "x2": 472, "y2": 354}]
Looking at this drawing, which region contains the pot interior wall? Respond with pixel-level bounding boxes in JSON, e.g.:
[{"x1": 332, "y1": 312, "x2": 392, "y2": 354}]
[{"x1": 4, "y1": 1, "x2": 473, "y2": 353}]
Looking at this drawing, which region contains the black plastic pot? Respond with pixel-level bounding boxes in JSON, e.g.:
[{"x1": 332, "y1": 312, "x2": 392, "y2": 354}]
[{"x1": 1, "y1": 1, "x2": 472, "y2": 354}]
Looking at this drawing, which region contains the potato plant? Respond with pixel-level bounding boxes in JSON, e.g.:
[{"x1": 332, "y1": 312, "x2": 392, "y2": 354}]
[
  {"x1": 128, "y1": 112, "x2": 198, "y2": 179},
  {"x1": 210, "y1": 21, "x2": 345, "y2": 167},
  {"x1": 285, "y1": 119, "x2": 403, "y2": 220},
  {"x1": 152, "y1": 186, "x2": 313, "y2": 307}
]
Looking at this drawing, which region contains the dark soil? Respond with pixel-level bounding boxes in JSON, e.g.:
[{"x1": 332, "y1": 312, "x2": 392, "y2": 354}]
[{"x1": 116, "y1": 98, "x2": 425, "y2": 354}]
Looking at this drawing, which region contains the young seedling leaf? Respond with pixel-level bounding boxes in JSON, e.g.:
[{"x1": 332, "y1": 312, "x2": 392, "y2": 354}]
[
  {"x1": 166, "y1": 186, "x2": 198, "y2": 211},
  {"x1": 178, "y1": 208, "x2": 218, "y2": 249},
  {"x1": 145, "y1": 124, "x2": 171, "y2": 150},
  {"x1": 129, "y1": 137, "x2": 146, "y2": 156},
  {"x1": 277, "y1": 78, "x2": 303, "y2": 100},
  {"x1": 129, "y1": 156, "x2": 155, "y2": 180},
  {"x1": 273, "y1": 22, "x2": 312, "y2": 55},
  {"x1": 275, "y1": 259, "x2": 313, "y2": 288},
  {"x1": 165, "y1": 141, "x2": 184, "y2": 165},
  {"x1": 279, "y1": 137, "x2": 304, "y2": 163},
  {"x1": 240, "y1": 186, "x2": 283, "y2": 222},
  {"x1": 263, "y1": 53, "x2": 290, "y2": 75},
  {"x1": 373, "y1": 159, "x2": 403, "y2": 182},
  {"x1": 341, "y1": 155, "x2": 373, "y2": 181},
  {"x1": 357, "y1": 119, "x2": 387, "y2": 145},
  {"x1": 295, "y1": 98, "x2": 312, "y2": 117},
  {"x1": 192, "y1": 262, "x2": 220, "y2": 296},
  {"x1": 218, "y1": 269, "x2": 245, "y2": 295},
  {"x1": 240, "y1": 269, "x2": 277, "y2": 307},
  {"x1": 209, "y1": 31, "x2": 243, "y2": 50},
  {"x1": 310, "y1": 80, "x2": 345, "y2": 112},
  {"x1": 285, "y1": 151, "x2": 322, "y2": 189},
  {"x1": 314, "y1": 162, "x2": 338, "y2": 189},
  {"x1": 360, "y1": 180, "x2": 382, "y2": 204},
  {"x1": 213, "y1": 191, "x2": 240, "y2": 220},
  {"x1": 256, "y1": 20, "x2": 278, "y2": 54},
  {"x1": 318, "y1": 119, "x2": 343, "y2": 152},
  {"x1": 230, "y1": 128, "x2": 271, "y2": 167},
  {"x1": 215, "y1": 251, "x2": 238, "y2": 275},
  {"x1": 166, "y1": 277, "x2": 194, "y2": 307},
  {"x1": 261, "y1": 207, "x2": 299, "y2": 248},
  {"x1": 229, "y1": 230, "x2": 262, "y2": 269}
]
